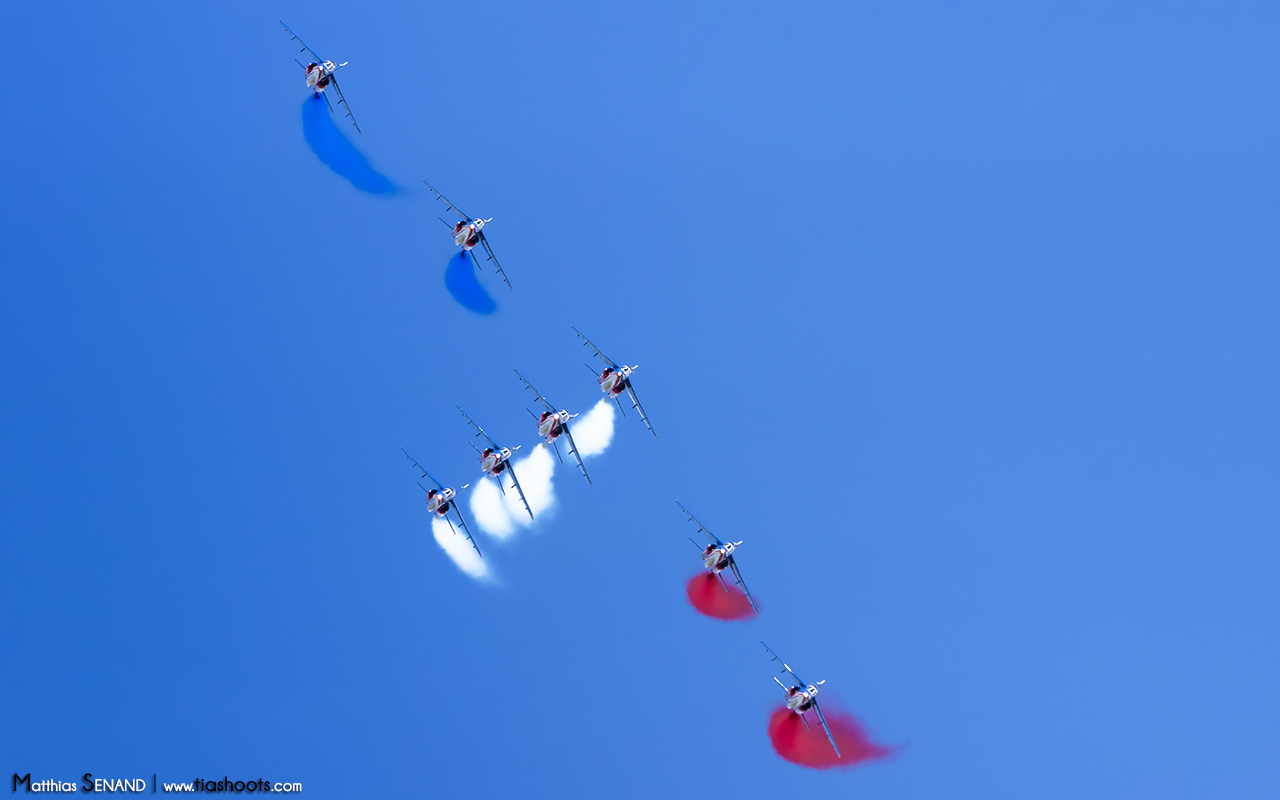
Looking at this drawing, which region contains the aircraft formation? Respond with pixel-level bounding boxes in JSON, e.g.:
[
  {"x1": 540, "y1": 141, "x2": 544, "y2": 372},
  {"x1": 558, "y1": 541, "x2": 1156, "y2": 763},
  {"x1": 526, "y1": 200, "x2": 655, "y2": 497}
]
[{"x1": 281, "y1": 21, "x2": 881, "y2": 770}]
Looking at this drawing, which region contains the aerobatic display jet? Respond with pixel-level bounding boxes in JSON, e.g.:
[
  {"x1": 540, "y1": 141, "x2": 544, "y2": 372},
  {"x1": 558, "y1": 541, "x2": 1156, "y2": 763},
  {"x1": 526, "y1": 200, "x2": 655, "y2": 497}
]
[
  {"x1": 401, "y1": 448, "x2": 481, "y2": 558},
  {"x1": 424, "y1": 181, "x2": 511, "y2": 290},
  {"x1": 761, "y1": 641, "x2": 841, "y2": 758},
  {"x1": 280, "y1": 21, "x2": 361, "y2": 133},
  {"x1": 457, "y1": 406, "x2": 533, "y2": 519},
  {"x1": 514, "y1": 370, "x2": 591, "y2": 485},
  {"x1": 572, "y1": 326, "x2": 655, "y2": 437},
  {"x1": 679, "y1": 502, "x2": 758, "y2": 615}
]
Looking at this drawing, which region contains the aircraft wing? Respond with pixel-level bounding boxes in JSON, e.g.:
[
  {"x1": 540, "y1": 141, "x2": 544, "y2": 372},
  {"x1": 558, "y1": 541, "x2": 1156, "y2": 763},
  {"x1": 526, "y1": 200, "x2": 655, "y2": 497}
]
[
  {"x1": 327, "y1": 73, "x2": 361, "y2": 134},
  {"x1": 505, "y1": 460, "x2": 534, "y2": 519},
  {"x1": 513, "y1": 370, "x2": 555, "y2": 412},
  {"x1": 727, "y1": 556, "x2": 759, "y2": 615},
  {"x1": 478, "y1": 233, "x2": 512, "y2": 290},
  {"x1": 280, "y1": 21, "x2": 325, "y2": 65},
  {"x1": 623, "y1": 382, "x2": 656, "y2": 438},
  {"x1": 676, "y1": 501, "x2": 725, "y2": 546},
  {"x1": 401, "y1": 448, "x2": 444, "y2": 491},
  {"x1": 457, "y1": 406, "x2": 498, "y2": 449},
  {"x1": 761, "y1": 640, "x2": 804, "y2": 688},
  {"x1": 811, "y1": 698, "x2": 842, "y2": 758},
  {"x1": 451, "y1": 505, "x2": 483, "y2": 558},
  {"x1": 561, "y1": 423, "x2": 592, "y2": 485},
  {"x1": 571, "y1": 326, "x2": 620, "y2": 370},
  {"x1": 423, "y1": 181, "x2": 473, "y2": 221}
]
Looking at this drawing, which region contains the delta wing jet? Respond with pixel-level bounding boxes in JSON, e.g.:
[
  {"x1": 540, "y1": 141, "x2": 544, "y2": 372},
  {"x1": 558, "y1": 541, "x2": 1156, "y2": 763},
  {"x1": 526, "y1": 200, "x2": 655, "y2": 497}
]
[
  {"x1": 572, "y1": 326, "x2": 655, "y2": 437},
  {"x1": 457, "y1": 406, "x2": 533, "y2": 519},
  {"x1": 761, "y1": 641, "x2": 841, "y2": 758},
  {"x1": 280, "y1": 21, "x2": 361, "y2": 133},
  {"x1": 514, "y1": 370, "x2": 591, "y2": 485},
  {"x1": 401, "y1": 448, "x2": 481, "y2": 558},
  {"x1": 679, "y1": 502, "x2": 758, "y2": 615},
  {"x1": 424, "y1": 181, "x2": 511, "y2": 289}
]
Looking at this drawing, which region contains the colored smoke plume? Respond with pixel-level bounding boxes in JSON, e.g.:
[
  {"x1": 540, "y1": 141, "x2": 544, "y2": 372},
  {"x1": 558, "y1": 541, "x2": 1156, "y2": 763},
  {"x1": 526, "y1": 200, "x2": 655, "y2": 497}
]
[
  {"x1": 767, "y1": 706, "x2": 891, "y2": 770},
  {"x1": 445, "y1": 251, "x2": 497, "y2": 315},
  {"x1": 431, "y1": 517, "x2": 489, "y2": 581},
  {"x1": 301, "y1": 95, "x2": 397, "y2": 195},
  {"x1": 686, "y1": 573, "x2": 755, "y2": 620}
]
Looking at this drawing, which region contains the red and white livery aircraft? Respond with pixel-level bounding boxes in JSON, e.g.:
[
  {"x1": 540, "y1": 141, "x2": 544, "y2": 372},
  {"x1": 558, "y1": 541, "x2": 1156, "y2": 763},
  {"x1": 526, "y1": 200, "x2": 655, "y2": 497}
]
[
  {"x1": 572, "y1": 326, "x2": 655, "y2": 437},
  {"x1": 457, "y1": 406, "x2": 533, "y2": 519},
  {"x1": 679, "y1": 502, "x2": 758, "y2": 615},
  {"x1": 424, "y1": 181, "x2": 511, "y2": 289},
  {"x1": 402, "y1": 449, "x2": 482, "y2": 558},
  {"x1": 280, "y1": 21, "x2": 361, "y2": 133},
  {"x1": 761, "y1": 641, "x2": 841, "y2": 758},
  {"x1": 514, "y1": 370, "x2": 591, "y2": 485}
]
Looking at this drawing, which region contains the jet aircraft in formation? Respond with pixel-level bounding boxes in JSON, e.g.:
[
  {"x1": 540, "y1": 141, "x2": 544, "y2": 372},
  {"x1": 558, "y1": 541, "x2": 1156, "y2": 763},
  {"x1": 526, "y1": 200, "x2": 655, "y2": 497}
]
[
  {"x1": 402, "y1": 330, "x2": 655, "y2": 540},
  {"x1": 679, "y1": 501, "x2": 759, "y2": 616},
  {"x1": 402, "y1": 449, "x2": 481, "y2": 558},
  {"x1": 762, "y1": 641, "x2": 842, "y2": 758},
  {"x1": 573, "y1": 326, "x2": 655, "y2": 437},
  {"x1": 282, "y1": 23, "x2": 865, "y2": 769},
  {"x1": 280, "y1": 21, "x2": 361, "y2": 133},
  {"x1": 458, "y1": 406, "x2": 533, "y2": 520},
  {"x1": 424, "y1": 181, "x2": 511, "y2": 290},
  {"x1": 514, "y1": 370, "x2": 591, "y2": 485}
]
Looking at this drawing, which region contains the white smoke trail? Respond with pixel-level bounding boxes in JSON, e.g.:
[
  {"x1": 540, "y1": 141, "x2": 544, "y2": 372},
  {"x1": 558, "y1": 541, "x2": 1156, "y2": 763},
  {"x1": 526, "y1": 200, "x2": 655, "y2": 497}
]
[
  {"x1": 469, "y1": 445, "x2": 557, "y2": 539},
  {"x1": 466, "y1": 402, "x2": 616, "y2": 540},
  {"x1": 469, "y1": 477, "x2": 516, "y2": 539},
  {"x1": 504, "y1": 443, "x2": 557, "y2": 517},
  {"x1": 572, "y1": 399, "x2": 616, "y2": 458},
  {"x1": 431, "y1": 517, "x2": 490, "y2": 581}
]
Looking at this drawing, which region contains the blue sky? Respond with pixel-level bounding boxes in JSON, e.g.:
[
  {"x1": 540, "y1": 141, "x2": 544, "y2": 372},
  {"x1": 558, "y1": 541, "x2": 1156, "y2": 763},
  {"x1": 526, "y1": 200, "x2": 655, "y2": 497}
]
[{"x1": 2, "y1": 1, "x2": 1279, "y2": 797}]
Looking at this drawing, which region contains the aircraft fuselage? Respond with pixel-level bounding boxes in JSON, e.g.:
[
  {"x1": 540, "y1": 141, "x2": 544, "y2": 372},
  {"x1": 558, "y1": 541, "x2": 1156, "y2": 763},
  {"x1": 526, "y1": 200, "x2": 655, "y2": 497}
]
[
  {"x1": 786, "y1": 685, "x2": 819, "y2": 713},
  {"x1": 453, "y1": 220, "x2": 485, "y2": 250},
  {"x1": 304, "y1": 61, "x2": 335, "y2": 92},
  {"x1": 598, "y1": 366, "x2": 632, "y2": 399},
  {"x1": 537, "y1": 410, "x2": 570, "y2": 442},
  {"x1": 480, "y1": 447, "x2": 512, "y2": 477},
  {"x1": 702, "y1": 542, "x2": 736, "y2": 572},
  {"x1": 425, "y1": 487, "x2": 456, "y2": 516}
]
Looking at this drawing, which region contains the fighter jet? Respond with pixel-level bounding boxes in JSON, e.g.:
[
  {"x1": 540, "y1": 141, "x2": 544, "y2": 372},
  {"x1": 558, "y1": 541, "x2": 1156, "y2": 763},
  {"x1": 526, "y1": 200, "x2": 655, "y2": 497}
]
[
  {"x1": 678, "y1": 502, "x2": 758, "y2": 615},
  {"x1": 761, "y1": 641, "x2": 841, "y2": 759},
  {"x1": 280, "y1": 21, "x2": 361, "y2": 133},
  {"x1": 424, "y1": 181, "x2": 511, "y2": 290},
  {"x1": 457, "y1": 406, "x2": 533, "y2": 519},
  {"x1": 514, "y1": 370, "x2": 591, "y2": 486},
  {"x1": 401, "y1": 448, "x2": 481, "y2": 558},
  {"x1": 572, "y1": 326, "x2": 655, "y2": 437}
]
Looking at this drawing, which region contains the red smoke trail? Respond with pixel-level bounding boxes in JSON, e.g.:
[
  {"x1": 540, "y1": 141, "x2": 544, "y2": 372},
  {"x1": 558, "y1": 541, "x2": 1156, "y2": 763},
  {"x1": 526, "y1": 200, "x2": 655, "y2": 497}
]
[
  {"x1": 767, "y1": 706, "x2": 891, "y2": 770},
  {"x1": 685, "y1": 573, "x2": 755, "y2": 620}
]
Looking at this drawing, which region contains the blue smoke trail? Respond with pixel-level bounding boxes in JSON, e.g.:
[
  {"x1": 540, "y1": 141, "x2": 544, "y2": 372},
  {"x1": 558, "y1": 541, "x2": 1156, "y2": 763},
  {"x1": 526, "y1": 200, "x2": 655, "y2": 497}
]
[
  {"x1": 445, "y1": 251, "x2": 497, "y2": 315},
  {"x1": 301, "y1": 96, "x2": 397, "y2": 195}
]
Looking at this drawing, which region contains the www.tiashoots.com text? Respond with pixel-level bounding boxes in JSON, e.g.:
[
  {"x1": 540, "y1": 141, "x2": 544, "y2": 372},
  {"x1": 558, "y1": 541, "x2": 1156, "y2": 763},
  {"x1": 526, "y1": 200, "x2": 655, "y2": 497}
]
[{"x1": 12, "y1": 774, "x2": 302, "y2": 793}]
